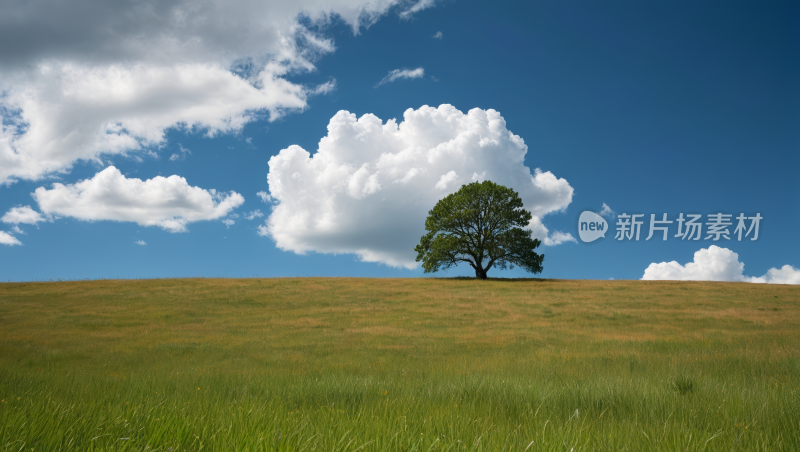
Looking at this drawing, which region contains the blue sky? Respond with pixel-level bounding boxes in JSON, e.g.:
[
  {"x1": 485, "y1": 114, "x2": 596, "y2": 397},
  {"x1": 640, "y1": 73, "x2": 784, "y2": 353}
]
[{"x1": 1, "y1": 0, "x2": 798, "y2": 282}]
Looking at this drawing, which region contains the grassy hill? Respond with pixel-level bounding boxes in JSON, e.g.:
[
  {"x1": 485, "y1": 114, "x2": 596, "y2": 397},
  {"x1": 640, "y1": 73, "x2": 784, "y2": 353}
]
[{"x1": 0, "y1": 278, "x2": 797, "y2": 451}]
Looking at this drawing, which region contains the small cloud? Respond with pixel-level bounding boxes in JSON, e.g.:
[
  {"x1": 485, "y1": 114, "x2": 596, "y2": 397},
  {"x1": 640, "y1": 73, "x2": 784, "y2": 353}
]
[
  {"x1": 529, "y1": 216, "x2": 576, "y2": 247},
  {"x1": 435, "y1": 171, "x2": 458, "y2": 190},
  {"x1": 311, "y1": 80, "x2": 336, "y2": 96},
  {"x1": 0, "y1": 231, "x2": 23, "y2": 246},
  {"x1": 599, "y1": 203, "x2": 615, "y2": 218},
  {"x1": 257, "y1": 191, "x2": 272, "y2": 203},
  {"x1": 135, "y1": 240, "x2": 146, "y2": 246},
  {"x1": 400, "y1": 0, "x2": 439, "y2": 19},
  {"x1": 169, "y1": 144, "x2": 192, "y2": 162},
  {"x1": 245, "y1": 137, "x2": 253, "y2": 144},
  {"x1": 222, "y1": 219, "x2": 235, "y2": 228},
  {"x1": 257, "y1": 224, "x2": 269, "y2": 237},
  {"x1": 229, "y1": 213, "x2": 240, "y2": 219},
  {"x1": 432, "y1": 31, "x2": 443, "y2": 39},
  {"x1": 471, "y1": 171, "x2": 486, "y2": 182},
  {"x1": 375, "y1": 67, "x2": 425, "y2": 88},
  {"x1": 2, "y1": 205, "x2": 47, "y2": 225},
  {"x1": 11, "y1": 225, "x2": 26, "y2": 235},
  {"x1": 31, "y1": 166, "x2": 243, "y2": 233},
  {"x1": 244, "y1": 209, "x2": 264, "y2": 220}
]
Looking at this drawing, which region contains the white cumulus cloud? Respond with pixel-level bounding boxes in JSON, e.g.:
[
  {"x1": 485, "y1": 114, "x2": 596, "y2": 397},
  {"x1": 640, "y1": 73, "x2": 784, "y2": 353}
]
[
  {"x1": 135, "y1": 240, "x2": 146, "y2": 246},
  {"x1": 31, "y1": 166, "x2": 244, "y2": 232},
  {"x1": 0, "y1": 231, "x2": 22, "y2": 246},
  {"x1": 748, "y1": 265, "x2": 800, "y2": 284},
  {"x1": 375, "y1": 67, "x2": 425, "y2": 87},
  {"x1": 2, "y1": 205, "x2": 46, "y2": 225},
  {"x1": 642, "y1": 245, "x2": 800, "y2": 284},
  {"x1": 0, "y1": 0, "x2": 436, "y2": 184},
  {"x1": 1, "y1": 62, "x2": 311, "y2": 183},
  {"x1": 263, "y1": 104, "x2": 574, "y2": 268}
]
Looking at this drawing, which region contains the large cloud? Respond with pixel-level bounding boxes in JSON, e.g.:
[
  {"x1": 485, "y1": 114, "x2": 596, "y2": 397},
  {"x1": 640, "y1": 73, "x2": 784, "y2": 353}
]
[
  {"x1": 32, "y1": 166, "x2": 244, "y2": 232},
  {"x1": 263, "y1": 104, "x2": 574, "y2": 268},
  {"x1": 642, "y1": 245, "x2": 800, "y2": 284},
  {"x1": 0, "y1": 0, "x2": 439, "y2": 184}
]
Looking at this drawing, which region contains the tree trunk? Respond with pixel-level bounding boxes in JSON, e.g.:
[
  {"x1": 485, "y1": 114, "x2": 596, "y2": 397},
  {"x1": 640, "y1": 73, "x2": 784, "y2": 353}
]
[{"x1": 475, "y1": 267, "x2": 488, "y2": 280}]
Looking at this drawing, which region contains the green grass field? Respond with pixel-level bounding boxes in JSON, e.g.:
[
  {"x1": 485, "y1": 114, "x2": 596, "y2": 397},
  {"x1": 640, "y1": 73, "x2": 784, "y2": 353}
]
[{"x1": 0, "y1": 277, "x2": 798, "y2": 451}]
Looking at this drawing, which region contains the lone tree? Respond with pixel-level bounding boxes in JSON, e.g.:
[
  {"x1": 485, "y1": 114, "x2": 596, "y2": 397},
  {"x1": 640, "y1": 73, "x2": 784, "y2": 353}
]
[{"x1": 415, "y1": 180, "x2": 544, "y2": 279}]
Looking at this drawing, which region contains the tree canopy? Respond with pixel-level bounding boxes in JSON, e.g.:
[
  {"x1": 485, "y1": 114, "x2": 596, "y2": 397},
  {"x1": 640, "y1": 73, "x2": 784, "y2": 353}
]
[{"x1": 414, "y1": 180, "x2": 544, "y2": 279}]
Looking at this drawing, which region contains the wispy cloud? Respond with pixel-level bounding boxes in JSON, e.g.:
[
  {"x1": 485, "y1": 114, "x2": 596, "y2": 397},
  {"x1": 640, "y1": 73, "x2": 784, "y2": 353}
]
[
  {"x1": 599, "y1": 203, "x2": 615, "y2": 218},
  {"x1": 169, "y1": 144, "x2": 192, "y2": 162},
  {"x1": 400, "y1": 0, "x2": 439, "y2": 19},
  {"x1": 244, "y1": 210, "x2": 264, "y2": 220},
  {"x1": 543, "y1": 231, "x2": 577, "y2": 246},
  {"x1": 135, "y1": 240, "x2": 147, "y2": 246},
  {"x1": 375, "y1": 67, "x2": 425, "y2": 88},
  {"x1": 311, "y1": 80, "x2": 337, "y2": 96},
  {"x1": 432, "y1": 31, "x2": 443, "y2": 39}
]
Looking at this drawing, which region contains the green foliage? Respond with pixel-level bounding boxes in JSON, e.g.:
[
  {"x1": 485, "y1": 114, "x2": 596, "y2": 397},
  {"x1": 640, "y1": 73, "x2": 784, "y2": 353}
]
[{"x1": 415, "y1": 180, "x2": 544, "y2": 279}]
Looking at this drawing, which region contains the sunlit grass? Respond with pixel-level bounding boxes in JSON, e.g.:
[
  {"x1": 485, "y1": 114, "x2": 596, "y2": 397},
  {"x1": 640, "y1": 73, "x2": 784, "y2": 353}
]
[{"x1": 0, "y1": 278, "x2": 797, "y2": 450}]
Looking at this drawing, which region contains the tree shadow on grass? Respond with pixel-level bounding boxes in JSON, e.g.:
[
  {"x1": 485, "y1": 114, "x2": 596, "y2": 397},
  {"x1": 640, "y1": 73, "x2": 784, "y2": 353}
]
[{"x1": 432, "y1": 276, "x2": 560, "y2": 283}]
